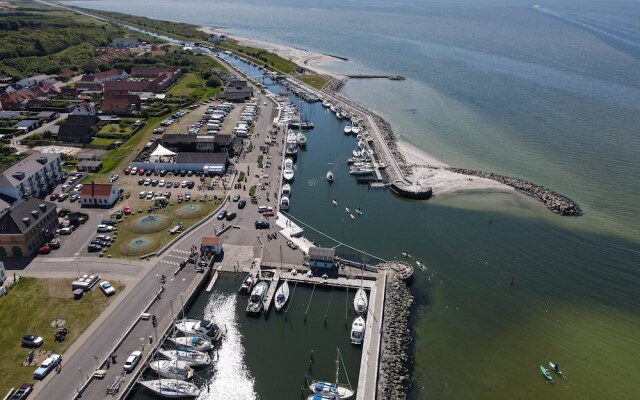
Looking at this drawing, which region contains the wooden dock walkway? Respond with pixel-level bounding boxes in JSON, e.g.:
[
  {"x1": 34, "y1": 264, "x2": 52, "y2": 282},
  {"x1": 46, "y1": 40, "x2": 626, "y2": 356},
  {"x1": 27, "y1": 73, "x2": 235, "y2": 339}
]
[
  {"x1": 262, "y1": 270, "x2": 280, "y2": 312},
  {"x1": 280, "y1": 270, "x2": 375, "y2": 290}
]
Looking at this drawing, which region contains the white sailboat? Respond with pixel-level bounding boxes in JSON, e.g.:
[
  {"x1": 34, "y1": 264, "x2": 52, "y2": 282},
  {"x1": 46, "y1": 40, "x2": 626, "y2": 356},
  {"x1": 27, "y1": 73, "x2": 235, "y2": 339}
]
[
  {"x1": 174, "y1": 319, "x2": 219, "y2": 338},
  {"x1": 139, "y1": 379, "x2": 200, "y2": 398},
  {"x1": 350, "y1": 316, "x2": 365, "y2": 345},
  {"x1": 353, "y1": 288, "x2": 368, "y2": 314},
  {"x1": 274, "y1": 280, "x2": 290, "y2": 312},
  {"x1": 150, "y1": 359, "x2": 194, "y2": 380},
  {"x1": 158, "y1": 349, "x2": 211, "y2": 367},
  {"x1": 308, "y1": 349, "x2": 355, "y2": 399},
  {"x1": 167, "y1": 336, "x2": 213, "y2": 352}
]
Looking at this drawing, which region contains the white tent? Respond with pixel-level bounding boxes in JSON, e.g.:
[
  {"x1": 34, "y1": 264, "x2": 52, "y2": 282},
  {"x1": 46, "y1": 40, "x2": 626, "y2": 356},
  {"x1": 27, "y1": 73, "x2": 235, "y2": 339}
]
[{"x1": 149, "y1": 144, "x2": 177, "y2": 161}]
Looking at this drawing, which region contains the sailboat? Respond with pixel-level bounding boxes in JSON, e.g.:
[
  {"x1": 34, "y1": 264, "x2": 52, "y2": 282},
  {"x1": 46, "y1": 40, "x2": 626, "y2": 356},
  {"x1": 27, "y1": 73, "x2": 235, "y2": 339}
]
[
  {"x1": 139, "y1": 379, "x2": 200, "y2": 398},
  {"x1": 167, "y1": 336, "x2": 213, "y2": 352},
  {"x1": 353, "y1": 287, "x2": 368, "y2": 314},
  {"x1": 150, "y1": 359, "x2": 194, "y2": 380},
  {"x1": 274, "y1": 280, "x2": 290, "y2": 312},
  {"x1": 350, "y1": 316, "x2": 365, "y2": 345},
  {"x1": 157, "y1": 348, "x2": 211, "y2": 367},
  {"x1": 174, "y1": 319, "x2": 219, "y2": 338},
  {"x1": 308, "y1": 349, "x2": 355, "y2": 399},
  {"x1": 327, "y1": 171, "x2": 334, "y2": 182}
]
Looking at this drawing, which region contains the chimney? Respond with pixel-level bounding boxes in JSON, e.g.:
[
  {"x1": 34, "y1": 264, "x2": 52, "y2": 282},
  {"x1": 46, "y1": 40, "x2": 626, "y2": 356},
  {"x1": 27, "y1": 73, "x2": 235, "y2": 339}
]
[
  {"x1": 31, "y1": 210, "x2": 38, "y2": 218},
  {"x1": 36, "y1": 156, "x2": 48, "y2": 165},
  {"x1": 39, "y1": 203, "x2": 47, "y2": 212},
  {"x1": 22, "y1": 217, "x2": 30, "y2": 226}
]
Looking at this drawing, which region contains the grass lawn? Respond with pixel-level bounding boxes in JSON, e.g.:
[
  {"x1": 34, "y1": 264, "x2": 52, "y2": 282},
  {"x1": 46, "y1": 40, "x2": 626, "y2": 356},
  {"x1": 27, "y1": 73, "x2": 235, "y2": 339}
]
[
  {"x1": 90, "y1": 137, "x2": 118, "y2": 147},
  {"x1": 104, "y1": 197, "x2": 221, "y2": 258},
  {"x1": 298, "y1": 74, "x2": 330, "y2": 91},
  {"x1": 97, "y1": 124, "x2": 134, "y2": 137},
  {"x1": 0, "y1": 278, "x2": 122, "y2": 392},
  {"x1": 168, "y1": 73, "x2": 220, "y2": 100}
]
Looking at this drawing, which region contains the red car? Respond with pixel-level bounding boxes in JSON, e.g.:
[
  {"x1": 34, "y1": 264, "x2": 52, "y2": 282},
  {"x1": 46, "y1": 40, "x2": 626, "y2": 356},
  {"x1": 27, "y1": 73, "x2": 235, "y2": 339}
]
[
  {"x1": 263, "y1": 210, "x2": 275, "y2": 217},
  {"x1": 123, "y1": 205, "x2": 131, "y2": 215},
  {"x1": 49, "y1": 193, "x2": 59, "y2": 201},
  {"x1": 138, "y1": 168, "x2": 145, "y2": 176},
  {"x1": 38, "y1": 245, "x2": 51, "y2": 255}
]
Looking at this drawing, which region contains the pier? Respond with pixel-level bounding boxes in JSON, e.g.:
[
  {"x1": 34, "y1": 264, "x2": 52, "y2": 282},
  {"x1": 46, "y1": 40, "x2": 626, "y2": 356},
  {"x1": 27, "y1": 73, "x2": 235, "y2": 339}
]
[{"x1": 346, "y1": 74, "x2": 405, "y2": 80}]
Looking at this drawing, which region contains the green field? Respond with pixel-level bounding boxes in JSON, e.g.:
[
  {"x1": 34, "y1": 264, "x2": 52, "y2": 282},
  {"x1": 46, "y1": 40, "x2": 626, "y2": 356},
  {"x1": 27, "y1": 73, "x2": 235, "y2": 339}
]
[
  {"x1": 298, "y1": 74, "x2": 330, "y2": 90},
  {"x1": 97, "y1": 124, "x2": 134, "y2": 137},
  {"x1": 90, "y1": 137, "x2": 118, "y2": 147},
  {"x1": 168, "y1": 72, "x2": 218, "y2": 99},
  {"x1": 218, "y1": 40, "x2": 298, "y2": 74},
  {"x1": 0, "y1": 278, "x2": 121, "y2": 392}
]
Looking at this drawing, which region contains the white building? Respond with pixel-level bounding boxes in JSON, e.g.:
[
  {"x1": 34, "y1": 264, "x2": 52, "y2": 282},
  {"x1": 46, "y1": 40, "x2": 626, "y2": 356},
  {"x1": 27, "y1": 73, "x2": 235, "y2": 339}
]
[
  {"x1": 16, "y1": 74, "x2": 55, "y2": 89},
  {"x1": 79, "y1": 183, "x2": 120, "y2": 208},
  {"x1": 0, "y1": 153, "x2": 63, "y2": 201}
]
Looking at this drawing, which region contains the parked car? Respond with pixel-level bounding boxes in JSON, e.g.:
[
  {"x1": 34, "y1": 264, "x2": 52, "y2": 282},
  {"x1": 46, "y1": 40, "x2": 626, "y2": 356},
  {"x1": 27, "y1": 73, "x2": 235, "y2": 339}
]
[
  {"x1": 96, "y1": 224, "x2": 114, "y2": 233},
  {"x1": 115, "y1": 210, "x2": 123, "y2": 219},
  {"x1": 99, "y1": 281, "x2": 116, "y2": 296},
  {"x1": 181, "y1": 181, "x2": 188, "y2": 188},
  {"x1": 70, "y1": 193, "x2": 80, "y2": 202},
  {"x1": 146, "y1": 192, "x2": 153, "y2": 200},
  {"x1": 143, "y1": 179, "x2": 151, "y2": 186},
  {"x1": 10, "y1": 383, "x2": 33, "y2": 400},
  {"x1": 87, "y1": 244, "x2": 102, "y2": 252},
  {"x1": 151, "y1": 179, "x2": 159, "y2": 186},
  {"x1": 33, "y1": 354, "x2": 62, "y2": 379},
  {"x1": 57, "y1": 193, "x2": 68, "y2": 202},
  {"x1": 238, "y1": 200, "x2": 246, "y2": 209},
  {"x1": 38, "y1": 245, "x2": 51, "y2": 255},
  {"x1": 187, "y1": 181, "x2": 195, "y2": 189},
  {"x1": 109, "y1": 174, "x2": 119, "y2": 183},
  {"x1": 61, "y1": 184, "x2": 70, "y2": 192},
  {"x1": 173, "y1": 181, "x2": 181, "y2": 188},
  {"x1": 59, "y1": 227, "x2": 73, "y2": 235},
  {"x1": 138, "y1": 168, "x2": 145, "y2": 176},
  {"x1": 123, "y1": 351, "x2": 142, "y2": 372},
  {"x1": 96, "y1": 235, "x2": 111, "y2": 243},
  {"x1": 217, "y1": 209, "x2": 227, "y2": 220},
  {"x1": 185, "y1": 192, "x2": 191, "y2": 201},
  {"x1": 130, "y1": 166, "x2": 138, "y2": 175},
  {"x1": 123, "y1": 206, "x2": 132, "y2": 215},
  {"x1": 255, "y1": 220, "x2": 270, "y2": 229},
  {"x1": 73, "y1": 184, "x2": 83, "y2": 192},
  {"x1": 49, "y1": 193, "x2": 59, "y2": 201},
  {"x1": 48, "y1": 239, "x2": 60, "y2": 249},
  {"x1": 21, "y1": 335, "x2": 44, "y2": 348},
  {"x1": 139, "y1": 191, "x2": 147, "y2": 199},
  {"x1": 233, "y1": 194, "x2": 240, "y2": 202},
  {"x1": 101, "y1": 219, "x2": 117, "y2": 226},
  {"x1": 158, "y1": 179, "x2": 165, "y2": 187},
  {"x1": 226, "y1": 212, "x2": 237, "y2": 221},
  {"x1": 124, "y1": 167, "x2": 131, "y2": 175},
  {"x1": 159, "y1": 170, "x2": 167, "y2": 177}
]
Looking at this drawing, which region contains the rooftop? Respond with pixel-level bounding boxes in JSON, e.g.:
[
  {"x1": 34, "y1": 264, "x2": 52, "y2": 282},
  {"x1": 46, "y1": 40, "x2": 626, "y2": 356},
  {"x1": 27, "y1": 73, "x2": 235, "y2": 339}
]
[
  {"x1": 0, "y1": 198, "x2": 56, "y2": 235},
  {"x1": 79, "y1": 183, "x2": 116, "y2": 199},
  {"x1": 175, "y1": 152, "x2": 228, "y2": 165},
  {"x1": 0, "y1": 153, "x2": 59, "y2": 187}
]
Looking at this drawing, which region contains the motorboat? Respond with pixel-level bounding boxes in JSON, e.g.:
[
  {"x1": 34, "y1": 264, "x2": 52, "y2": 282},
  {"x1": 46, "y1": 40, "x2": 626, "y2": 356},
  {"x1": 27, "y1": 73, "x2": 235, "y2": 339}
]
[
  {"x1": 239, "y1": 274, "x2": 255, "y2": 294},
  {"x1": 353, "y1": 288, "x2": 368, "y2": 314},
  {"x1": 352, "y1": 149, "x2": 362, "y2": 158},
  {"x1": 285, "y1": 142, "x2": 298, "y2": 157},
  {"x1": 149, "y1": 360, "x2": 194, "y2": 380},
  {"x1": 157, "y1": 349, "x2": 211, "y2": 367},
  {"x1": 246, "y1": 281, "x2": 269, "y2": 315},
  {"x1": 336, "y1": 111, "x2": 344, "y2": 120},
  {"x1": 350, "y1": 213, "x2": 356, "y2": 220},
  {"x1": 322, "y1": 101, "x2": 331, "y2": 108},
  {"x1": 280, "y1": 196, "x2": 290, "y2": 211},
  {"x1": 296, "y1": 132, "x2": 307, "y2": 147},
  {"x1": 350, "y1": 316, "x2": 365, "y2": 345},
  {"x1": 326, "y1": 171, "x2": 334, "y2": 183},
  {"x1": 167, "y1": 336, "x2": 213, "y2": 352},
  {"x1": 349, "y1": 166, "x2": 374, "y2": 175},
  {"x1": 330, "y1": 105, "x2": 337, "y2": 113},
  {"x1": 282, "y1": 183, "x2": 291, "y2": 197},
  {"x1": 286, "y1": 130, "x2": 298, "y2": 144},
  {"x1": 351, "y1": 124, "x2": 361, "y2": 135},
  {"x1": 139, "y1": 379, "x2": 200, "y2": 398},
  {"x1": 274, "y1": 280, "x2": 290, "y2": 312},
  {"x1": 174, "y1": 319, "x2": 219, "y2": 338},
  {"x1": 332, "y1": 199, "x2": 338, "y2": 206},
  {"x1": 308, "y1": 349, "x2": 354, "y2": 399},
  {"x1": 355, "y1": 208, "x2": 363, "y2": 215},
  {"x1": 539, "y1": 365, "x2": 553, "y2": 382},
  {"x1": 345, "y1": 207, "x2": 350, "y2": 214},
  {"x1": 343, "y1": 124, "x2": 352, "y2": 134},
  {"x1": 283, "y1": 159, "x2": 295, "y2": 181}
]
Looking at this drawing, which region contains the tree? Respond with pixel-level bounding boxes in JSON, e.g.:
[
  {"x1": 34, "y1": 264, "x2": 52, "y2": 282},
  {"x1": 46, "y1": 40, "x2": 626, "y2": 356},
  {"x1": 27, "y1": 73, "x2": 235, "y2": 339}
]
[{"x1": 206, "y1": 77, "x2": 221, "y2": 88}]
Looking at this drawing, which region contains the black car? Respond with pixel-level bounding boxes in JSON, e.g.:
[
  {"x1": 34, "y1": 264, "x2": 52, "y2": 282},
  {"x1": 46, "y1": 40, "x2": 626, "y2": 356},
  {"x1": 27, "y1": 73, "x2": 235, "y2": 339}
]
[
  {"x1": 115, "y1": 210, "x2": 123, "y2": 219},
  {"x1": 255, "y1": 220, "x2": 270, "y2": 229},
  {"x1": 238, "y1": 200, "x2": 247, "y2": 209},
  {"x1": 88, "y1": 244, "x2": 102, "y2": 252},
  {"x1": 145, "y1": 170, "x2": 153, "y2": 176},
  {"x1": 102, "y1": 219, "x2": 117, "y2": 226},
  {"x1": 48, "y1": 239, "x2": 61, "y2": 249},
  {"x1": 159, "y1": 170, "x2": 167, "y2": 177},
  {"x1": 179, "y1": 170, "x2": 187, "y2": 177},
  {"x1": 21, "y1": 335, "x2": 44, "y2": 348},
  {"x1": 186, "y1": 170, "x2": 194, "y2": 176},
  {"x1": 187, "y1": 181, "x2": 195, "y2": 189},
  {"x1": 10, "y1": 383, "x2": 33, "y2": 400},
  {"x1": 90, "y1": 240, "x2": 103, "y2": 246},
  {"x1": 226, "y1": 212, "x2": 237, "y2": 221},
  {"x1": 138, "y1": 178, "x2": 144, "y2": 185}
]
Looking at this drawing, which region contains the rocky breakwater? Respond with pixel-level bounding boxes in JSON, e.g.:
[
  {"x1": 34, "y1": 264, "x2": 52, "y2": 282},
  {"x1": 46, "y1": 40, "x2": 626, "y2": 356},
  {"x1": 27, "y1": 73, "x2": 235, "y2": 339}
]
[
  {"x1": 447, "y1": 167, "x2": 583, "y2": 216},
  {"x1": 377, "y1": 261, "x2": 414, "y2": 399}
]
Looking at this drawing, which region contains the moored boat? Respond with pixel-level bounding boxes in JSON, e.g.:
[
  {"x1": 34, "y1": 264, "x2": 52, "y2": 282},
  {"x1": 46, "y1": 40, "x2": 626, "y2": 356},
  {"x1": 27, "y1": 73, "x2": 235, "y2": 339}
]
[
  {"x1": 296, "y1": 132, "x2": 307, "y2": 147},
  {"x1": 343, "y1": 124, "x2": 352, "y2": 134},
  {"x1": 282, "y1": 183, "x2": 291, "y2": 197},
  {"x1": 157, "y1": 348, "x2": 211, "y2": 367},
  {"x1": 167, "y1": 336, "x2": 213, "y2": 352},
  {"x1": 353, "y1": 288, "x2": 368, "y2": 314},
  {"x1": 246, "y1": 281, "x2": 269, "y2": 315},
  {"x1": 283, "y1": 158, "x2": 295, "y2": 181},
  {"x1": 174, "y1": 319, "x2": 219, "y2": 338},
  {"x1": 327, "y1": 171, "x2": 334, "y2": 182},
  {"x1": 308, "y1": 349, "x2": 355, "y2": 399},
  {"x1": 239, "y1": 274, "x2": 255, "y2": 294},
  {"x1": 349, "y1": 166, "x2": 374, "y2": 175},
  {"x1": 139, "y1": 379, "x2": 200, "y2": 398},
  {"x1": 149, "y1": 359, "x2": 194, "y2": 380},
  {"x1": 350, "y1": 316, "x2": 365, "y2": 345},
  {"x1": 280, "y1": 196, "x2": 290, "y2": 211},
  {"x1": 274, "y1": 280, "x2": 290, "y2": 312}
]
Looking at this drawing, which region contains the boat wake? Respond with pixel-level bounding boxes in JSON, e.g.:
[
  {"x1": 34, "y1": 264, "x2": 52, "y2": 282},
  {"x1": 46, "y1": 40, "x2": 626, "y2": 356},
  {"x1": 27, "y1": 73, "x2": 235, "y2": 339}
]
[{"x1": 197, "y1": 293, "x2": 257, "y2": 400}]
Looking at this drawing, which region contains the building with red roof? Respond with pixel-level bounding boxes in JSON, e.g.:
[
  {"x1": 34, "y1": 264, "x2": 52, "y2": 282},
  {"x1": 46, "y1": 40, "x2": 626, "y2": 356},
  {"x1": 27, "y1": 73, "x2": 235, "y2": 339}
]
[{"x1": 79, "y1": 182, "x2": 120, "y2": 208}]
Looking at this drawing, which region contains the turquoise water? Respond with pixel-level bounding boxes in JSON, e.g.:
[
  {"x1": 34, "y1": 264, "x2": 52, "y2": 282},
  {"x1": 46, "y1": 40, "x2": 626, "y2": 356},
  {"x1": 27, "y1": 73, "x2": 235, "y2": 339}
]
[{"x1": 67, "y1": 0, "x2": 640, "y2": 398}]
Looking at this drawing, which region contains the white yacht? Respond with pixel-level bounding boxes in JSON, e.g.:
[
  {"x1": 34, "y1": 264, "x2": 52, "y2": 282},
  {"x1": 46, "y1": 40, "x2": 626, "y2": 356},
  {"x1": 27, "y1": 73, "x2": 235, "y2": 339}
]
[
  {"x1": 246, "y1": 281, "x2": 269, "y2": 315},
  {"x1": 174, "y1": 319, "x2": 219, "y2": 338},
  {"x1": 282, "y1": 183, "x2": 291, "y2": 197},
  {"x1": 274, "y1": 280, "x2": 290, "y2": 312},
  {"x1": 150, "y1": 360, "x2": 194, "y2": 380},
  {"x1": 353, "y1": 288, "x2": 368, "y2": 314},
  {"x1": 350, "y1": 316, "x2": 365, "y2": 345},
  {"x1": 351, "y1": 124, "x2": 361, "y2": 135},
  {"x1": 167, "y1": 336, "x2": 213, "y2": 352},
  {"x1": 322, "y1": 100, "x2": 331, "y2": 108},
  {"x1": 158, "y1": 349, "x2": 211, "y2": 367},
  {"x1": 139, "y1": 379, "x2": 200, "y2": 398},
  {"x1": 296, "y1": 132, "x2": 307, "y2": 147},
  {"x1": 283, "y1": 159, "x2": 295, "y2": 181},
  {"x1": 285, "y1": 142, "x2": 298, "y2": 157},
  {"x1": 326, "y1": 171, "x2": 334, "y2": 183},
  {"x1": 280, "y1": 196, "x2": 290, "y2": 211},
  {"x1": 343, "y1": 124, "x2": 352, "y2": 134}
]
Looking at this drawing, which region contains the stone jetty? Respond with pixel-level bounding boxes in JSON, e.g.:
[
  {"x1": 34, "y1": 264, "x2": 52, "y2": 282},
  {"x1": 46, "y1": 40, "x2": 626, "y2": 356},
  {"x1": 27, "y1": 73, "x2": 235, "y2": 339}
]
[
  {"x1": 447, "y1": 167, "x2": 583, "y2": 216},
  {"x1": 377, "y1": 261, "x2": 414, "y2": 399}
]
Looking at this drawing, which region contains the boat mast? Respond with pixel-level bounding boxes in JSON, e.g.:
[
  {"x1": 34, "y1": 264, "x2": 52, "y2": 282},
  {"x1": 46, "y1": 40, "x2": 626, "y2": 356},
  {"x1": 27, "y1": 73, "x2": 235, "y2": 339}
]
[{"x1": 335, "y1": 348, "x2": 340, "y2": 393}]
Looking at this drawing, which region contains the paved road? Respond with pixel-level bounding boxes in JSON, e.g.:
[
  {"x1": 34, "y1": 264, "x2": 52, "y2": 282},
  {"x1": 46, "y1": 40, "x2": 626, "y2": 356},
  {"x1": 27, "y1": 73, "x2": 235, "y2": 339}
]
[{"x1": 10, "y1": 114, "x2": 68, "y2": 153}]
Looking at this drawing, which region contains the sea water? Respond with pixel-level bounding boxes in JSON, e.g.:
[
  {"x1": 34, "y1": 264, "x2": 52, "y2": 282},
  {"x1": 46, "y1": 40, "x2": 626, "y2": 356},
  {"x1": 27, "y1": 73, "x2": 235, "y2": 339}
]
[{"x1": 67, "y1": 0, "x2": 640, "y2": 398}]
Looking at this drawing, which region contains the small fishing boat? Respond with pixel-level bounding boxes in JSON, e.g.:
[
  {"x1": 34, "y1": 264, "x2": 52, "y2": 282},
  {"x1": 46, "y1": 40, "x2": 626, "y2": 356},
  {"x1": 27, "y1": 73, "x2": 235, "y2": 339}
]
[
  {"x1": 350, "y1": 213, "x2": 355, "y2": 220},
  {"x1": 539, "y1": 365, "x2": 553, "y2": 382},
  {"x1": 549, "y1": 362, "x2": 563, "y2": 376},
  {"x1": 239, "y1": 274, "x2": 255, "y2": 294},
  {"x1": 280, "y1": 196, "x2": 290, "y2": 211},
  {"x1": 336, "y1": 111, "x2": 344, "y2": 120},
  {"x1": 332, "y1": 199, "x2": 338, "y2": 206},
  {"x1": 327, "y1": 171, "x2": 334, "y2": 182},
  {"x1": 355, "y1": 208, "x2": 363, "y2": 215},
  {"x1": 345, "y1": 207, "x2": 350, "y2": 213},
  {"x1": 167, "y1": 336, "x2": 213, "y2": 352},
  {"x1": 157, "y1": 349, "x2": 211, "y2": 367},
  {"x1": 343, "y1": 124, "x2": 352, "y2": 134},
  {"x1": 353, "y1": 288, "x2": 368, "y2": 314},
  {"x1": 246, "y1": 281, "x2": 269, "y2": 315},
  {"x1": 149, "y1": 359, "x2": 194, "y2": 380},
  {"x1": 350, "y1": 316, "x2": 365, "y2": 345},
  {"x1": 282, "y1": 183, "x2": 291, "y2": 197},
  {"x1": 139, "y1": 379, "x2": 200, "y2": 398},
  {"x1": 274, "y1": 280, "x2": 290, "y2": 312}
]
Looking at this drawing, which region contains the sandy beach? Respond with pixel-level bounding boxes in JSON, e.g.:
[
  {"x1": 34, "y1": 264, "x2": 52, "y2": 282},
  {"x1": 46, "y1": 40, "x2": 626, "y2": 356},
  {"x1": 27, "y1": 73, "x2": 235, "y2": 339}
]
[{"x1": 201, "y1": 25, "x2": 514, "y2": 196}]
